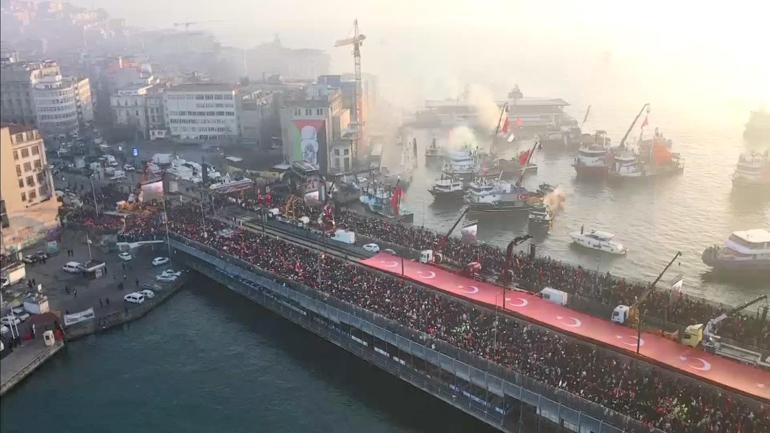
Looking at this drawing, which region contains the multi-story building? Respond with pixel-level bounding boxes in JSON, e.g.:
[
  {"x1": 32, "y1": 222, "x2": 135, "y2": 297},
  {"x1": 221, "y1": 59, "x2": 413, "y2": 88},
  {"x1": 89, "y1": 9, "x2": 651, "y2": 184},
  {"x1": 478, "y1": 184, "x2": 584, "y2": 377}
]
[
  {"x1": 110, "y1": 79, "x2": 165, "y2": 139},
  {"x1": 0, "y1": 59, "x2": 93, "y2": 135},
  {"x1": 164, "y1": 83, "x2": 239, "y2": 143},
  {"x1": 238, "y1": 89, "x2": 279, "y2": 147},
  {"x1": 279, "y1": 84, "x2": 352, "y2": 174},
  {"x1": 0, "y1": 124, "x2": 59, "y2": 252}
]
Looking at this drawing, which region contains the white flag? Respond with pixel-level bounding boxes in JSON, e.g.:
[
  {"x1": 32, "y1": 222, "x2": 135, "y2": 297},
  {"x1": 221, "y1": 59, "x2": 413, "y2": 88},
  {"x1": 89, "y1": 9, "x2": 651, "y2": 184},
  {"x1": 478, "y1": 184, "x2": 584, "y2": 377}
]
[{"x1": 671, "y1": 274, "x2": 684, "y2": 291}]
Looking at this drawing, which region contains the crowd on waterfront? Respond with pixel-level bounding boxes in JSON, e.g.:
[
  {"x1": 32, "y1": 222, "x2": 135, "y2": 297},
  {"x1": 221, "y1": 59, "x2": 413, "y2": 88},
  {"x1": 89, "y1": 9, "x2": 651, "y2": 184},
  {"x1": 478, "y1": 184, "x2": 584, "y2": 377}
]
[
  {"x1": 334, "y1": 209, "x2": 770, "y2": 350},
  {"x1": 128, "y1": 203, "x2": 769, "y2": 433}
]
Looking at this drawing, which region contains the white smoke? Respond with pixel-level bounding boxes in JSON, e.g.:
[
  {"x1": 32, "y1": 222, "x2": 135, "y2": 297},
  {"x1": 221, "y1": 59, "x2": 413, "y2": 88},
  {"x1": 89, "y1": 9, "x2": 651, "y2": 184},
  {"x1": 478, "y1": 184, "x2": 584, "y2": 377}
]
[
  {"x1": 543, "y1": 186, "x2": 567, "y2": 214},
  {"x1": 447, "y1": 126, "x2": 480, "y2": 152},
  {"x1": 465, "y1": 83, "x2": 501, "y2": 131}
]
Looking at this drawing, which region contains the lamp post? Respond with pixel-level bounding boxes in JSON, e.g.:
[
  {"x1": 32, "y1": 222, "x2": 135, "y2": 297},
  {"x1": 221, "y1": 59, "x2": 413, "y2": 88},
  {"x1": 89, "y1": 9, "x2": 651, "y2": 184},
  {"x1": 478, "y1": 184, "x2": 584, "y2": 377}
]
[
  {"x1": 636, "y1": 251, "x2": 682, "y2": 353},
  {"x1": 89, "y1": 174, "x2": 99, "y2": 215}
]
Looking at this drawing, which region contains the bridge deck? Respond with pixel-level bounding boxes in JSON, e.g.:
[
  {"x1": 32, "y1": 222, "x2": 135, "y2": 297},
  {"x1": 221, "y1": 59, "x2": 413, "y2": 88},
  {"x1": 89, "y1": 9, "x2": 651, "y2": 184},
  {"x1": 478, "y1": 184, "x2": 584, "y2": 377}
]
[{"x1": 361, "y1": 253, "x2": 770, "y2": 401}]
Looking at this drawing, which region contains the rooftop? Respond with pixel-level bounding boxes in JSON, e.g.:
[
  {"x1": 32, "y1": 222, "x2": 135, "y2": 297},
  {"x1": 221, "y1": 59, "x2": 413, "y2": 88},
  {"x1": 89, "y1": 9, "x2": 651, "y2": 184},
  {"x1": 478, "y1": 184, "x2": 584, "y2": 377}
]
[
  {"x1": 733, "y1": 229, "x2": 770, "y2": 244},
  {"x1": 166, "y1": 83, "x2": 236, "y2": 93},
  {"x1": 1, "y1": 123, "x2": 38, "y2": 135},
  {"x1": 508, "y1": 97, "x2": 569, "y2": 107}
]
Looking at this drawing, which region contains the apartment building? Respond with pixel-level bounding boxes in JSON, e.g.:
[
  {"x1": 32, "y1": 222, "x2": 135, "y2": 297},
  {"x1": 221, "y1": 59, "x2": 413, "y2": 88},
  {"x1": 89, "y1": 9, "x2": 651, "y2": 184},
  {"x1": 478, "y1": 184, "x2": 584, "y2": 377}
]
[{"x1": 164, "y1": 83, "x2": 239, "y2": 143}]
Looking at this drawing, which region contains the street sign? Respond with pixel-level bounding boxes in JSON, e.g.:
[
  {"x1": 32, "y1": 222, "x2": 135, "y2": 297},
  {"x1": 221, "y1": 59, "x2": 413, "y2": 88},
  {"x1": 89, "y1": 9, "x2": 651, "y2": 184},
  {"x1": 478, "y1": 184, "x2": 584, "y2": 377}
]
[{"x1": 132, "y1": 147, "x2": 139, "y2": 157}]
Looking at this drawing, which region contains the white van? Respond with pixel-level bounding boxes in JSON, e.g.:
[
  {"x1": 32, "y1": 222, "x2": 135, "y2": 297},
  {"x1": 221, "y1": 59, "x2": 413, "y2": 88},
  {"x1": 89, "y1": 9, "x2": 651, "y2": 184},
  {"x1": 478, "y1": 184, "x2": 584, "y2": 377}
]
[
  {"x1": 123, "y1": 292, "x2": 145, "y2": 304},
  {"x1": 62, "y1": 262, "x2": 83, "y2": 273},
  {"x1": 540, "y1": 287, "x2": 568, "y2": 306}
]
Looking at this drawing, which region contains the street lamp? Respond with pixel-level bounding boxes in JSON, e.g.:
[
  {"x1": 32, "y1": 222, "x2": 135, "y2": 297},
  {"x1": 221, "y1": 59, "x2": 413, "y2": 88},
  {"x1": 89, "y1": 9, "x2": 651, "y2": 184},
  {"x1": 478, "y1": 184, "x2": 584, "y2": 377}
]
[{"x1": 89, "y1": 174, "x2": 99, "y2": 215}]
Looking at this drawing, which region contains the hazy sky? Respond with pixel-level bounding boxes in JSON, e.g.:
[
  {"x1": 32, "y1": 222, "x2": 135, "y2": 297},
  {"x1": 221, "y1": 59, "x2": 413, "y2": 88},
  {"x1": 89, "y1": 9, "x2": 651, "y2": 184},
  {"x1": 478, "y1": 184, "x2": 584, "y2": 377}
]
[{"x1": 87, "y1": 0, "x2": 769, "y2": 128}]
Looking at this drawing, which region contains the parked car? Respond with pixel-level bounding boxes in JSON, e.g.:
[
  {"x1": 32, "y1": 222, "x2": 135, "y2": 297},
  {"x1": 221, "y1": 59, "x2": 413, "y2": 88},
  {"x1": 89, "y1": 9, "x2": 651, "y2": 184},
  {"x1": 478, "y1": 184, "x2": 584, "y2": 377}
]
[
  {"x1": 151, "y1": 257, "x2": 170, "y2": 266},
  {"x1": 118, "y1": 252, "x2": 133, "y2": 261},
  {"x1": 123, "y1": 292, "x2": 145, "y2": 304},
  {"x1": 160, "y1": 269, "x2": 182, "y2": 278},
  {"x1": 140, "y1": 289, "x2": 156, "y2": 299},
  {"x1": 363, "y1": 243, "x2": 381, "y2": 253},
  {"x1": 62, "y1": 261, "x2": 84, "y2": 273},
  {"x1": 155, "y1": 274, "x2": 177, "y2": 283},
  {"x1": 0, "y1": 316, "x2": 21, "y2": 326},
  {"x1": 123, "y1": 164, "x2": 135, "y2": 171}
]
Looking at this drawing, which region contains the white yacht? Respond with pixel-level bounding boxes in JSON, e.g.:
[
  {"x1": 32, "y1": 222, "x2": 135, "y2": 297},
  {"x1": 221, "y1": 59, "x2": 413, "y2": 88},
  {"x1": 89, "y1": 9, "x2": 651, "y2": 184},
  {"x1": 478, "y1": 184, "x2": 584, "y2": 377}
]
[
  {"x1": 570, "y1": 229, "x2": 627, "y2": 255},
  {"x1": 732, "y1": 151, "x2": 770, "y2": 189},
  {"x1": 702, "y1": 229, "x2": 770, "y2": 273}
]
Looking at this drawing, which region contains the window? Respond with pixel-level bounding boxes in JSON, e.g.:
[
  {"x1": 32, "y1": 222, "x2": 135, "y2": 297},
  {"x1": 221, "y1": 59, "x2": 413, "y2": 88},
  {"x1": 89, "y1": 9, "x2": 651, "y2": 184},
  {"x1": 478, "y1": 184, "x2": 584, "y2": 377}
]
[
  {"x1": 15, "y1": 165, "x2": 21, "y2": 177},
  {"x1": 0, "y1": 200, "x2": 8, "y2": 228},
  {"x1": 23, "y1": 162, "x2": 31, "y2": 172},
  {"x1": 31, "y1": 145, "x2": 39, "y2": 155},
  {"x1": 34, "y1": 160, "x2": 42, "y2": 170},
  {"x1": 13, "y1": 150, "x2": 18, "y2": 160},
  {"x1": 28, "y1": 190, "x2": 37, "y2": 200},
  {"x1": 344, "y1": 149, "x2": 350, "y2": 156},
  {"x1": 334, "y1": 149, "x2": 340, "y2": 156},
  {"x1": 317, "y1": 108, "x2": 324, "y2": 115},
  {"x1": 20, "y1": 192, "x2": 26, "y2": 202},
  {"x1": 295, "y1": 109, "x2": 301, "y2": 116},
  {"x1": 26, "y1": 176, "x2": 34, "y2": 187},
  {"x1": 21, "y1": 148, "x2": 29, "y2": 158},
  {"x1": 18, "y1": 179, "x2": 24, "y2": 188},
  {"x1": 305, "y1": 108, "x2": 312, "y2": 116}
]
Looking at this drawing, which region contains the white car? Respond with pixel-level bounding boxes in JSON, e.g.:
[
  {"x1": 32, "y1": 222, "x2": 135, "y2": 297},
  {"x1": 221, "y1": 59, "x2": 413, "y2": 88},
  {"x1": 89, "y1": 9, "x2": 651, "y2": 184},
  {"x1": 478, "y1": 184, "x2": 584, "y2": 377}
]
[
  {"x1": 155, "y1": 274, "x2": 178, "y2": 282},
  {"x1": 1, "y1": 316, "x2": 21, "y2": 326},
  {"x1": 140, "y1": 289, "x2": 156, "y2": 299},
  {"x1": 152, "y1": 257, "x2": 170, "y2": 266},
  {"x1": 362, "y1": 243, "x2": 381, "y2": 253},
  {"x1": 62, "y1": 261, "x2": 84, "y2": 273},
  {"x1": 118, "y1": 252, "x2": 133, "y2": 261},
  {"x1": 123, "y1": 164, "x2": 135, "y2": 171},
  {"x1": 123, "y1": 292, "x2": 145, "y2": 304},
  {"x1": 160, "y1": 269, "x2": 182, "y2": 278}
]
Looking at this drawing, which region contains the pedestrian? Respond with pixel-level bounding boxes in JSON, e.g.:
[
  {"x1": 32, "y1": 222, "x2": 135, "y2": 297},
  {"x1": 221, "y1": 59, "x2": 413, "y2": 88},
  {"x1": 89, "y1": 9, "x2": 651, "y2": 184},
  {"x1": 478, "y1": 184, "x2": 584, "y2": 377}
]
[
  {"x1": 73, "y1": 288, "x2": 77, "y2": 298},
  {"x1": 32, "y1": 323, "x2": 36, "y2": 339},
  {"x1": 123, "y1": 273, "x2": 127, "y2": 281},
  {"x1": 105, "y1": 297, "x2": 110, "y2": 306},
  {"x1": 135, "y1": 278, "x2": 139, "y2": 289}
]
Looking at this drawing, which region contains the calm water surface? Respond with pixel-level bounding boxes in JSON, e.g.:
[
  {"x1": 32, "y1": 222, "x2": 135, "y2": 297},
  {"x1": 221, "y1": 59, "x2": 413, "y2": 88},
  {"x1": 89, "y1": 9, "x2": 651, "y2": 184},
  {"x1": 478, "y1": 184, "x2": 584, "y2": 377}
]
[{"x1": 0, "y1": 282, "x2": 496, "y2": 433}]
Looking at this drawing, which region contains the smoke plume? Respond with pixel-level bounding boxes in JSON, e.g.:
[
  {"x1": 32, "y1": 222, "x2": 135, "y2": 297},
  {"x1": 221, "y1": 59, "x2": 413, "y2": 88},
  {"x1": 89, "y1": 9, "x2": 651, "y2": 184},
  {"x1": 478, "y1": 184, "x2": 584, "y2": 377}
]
[{"x1": 543, "y1": 186, "x2": 567, "y2": 214}]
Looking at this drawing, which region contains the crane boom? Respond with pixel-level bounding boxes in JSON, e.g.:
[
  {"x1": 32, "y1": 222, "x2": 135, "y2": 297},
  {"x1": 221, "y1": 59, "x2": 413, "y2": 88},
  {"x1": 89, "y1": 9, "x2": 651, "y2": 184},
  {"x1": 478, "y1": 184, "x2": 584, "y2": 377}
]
[
  {"x1": 618, "y1": 103, "x2": 650, "y2": 149},
  {"x1": 704, "y1": 294, "x2": 768, "y2": 339},
  {"x1": 334, "y1": 20, "x2": 366, "y2": 157}
]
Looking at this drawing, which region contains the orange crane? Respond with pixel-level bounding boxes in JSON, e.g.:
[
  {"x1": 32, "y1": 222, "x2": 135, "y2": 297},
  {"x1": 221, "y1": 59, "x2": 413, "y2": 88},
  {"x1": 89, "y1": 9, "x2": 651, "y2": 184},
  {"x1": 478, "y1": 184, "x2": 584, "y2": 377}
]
[{"x1": 334, "y1": 20, "x2": 366, "y2": 149}]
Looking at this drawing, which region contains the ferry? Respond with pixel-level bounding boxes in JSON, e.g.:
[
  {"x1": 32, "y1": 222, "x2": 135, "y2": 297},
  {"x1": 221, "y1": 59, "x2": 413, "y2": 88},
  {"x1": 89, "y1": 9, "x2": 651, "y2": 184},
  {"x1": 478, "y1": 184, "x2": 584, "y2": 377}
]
[
  {"x1": 570, "y1": 228, "x2": 627, "y2": 255},
  {"x1": 732, "y1": 151, "x2": 770, "y2": 189},
  {"x1": 702, "y1": 229, "x2": 770, "y2": 273},
  {"x1": 429, "y1": 177, "x2": 465, "y2": 201},
  {"x1": 573, "y1": 131, "x2": 611, "y2": 177},
  {"x1": 743, "y1": 109, "x2": 770, "y2": 140}
]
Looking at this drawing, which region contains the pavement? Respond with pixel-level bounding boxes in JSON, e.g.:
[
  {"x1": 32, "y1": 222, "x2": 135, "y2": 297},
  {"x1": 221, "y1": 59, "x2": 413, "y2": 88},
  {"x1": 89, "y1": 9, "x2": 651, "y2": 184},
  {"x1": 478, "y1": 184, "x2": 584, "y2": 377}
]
[{"x1": 0, "y1": 338, "x2": 64, "y2": 396}]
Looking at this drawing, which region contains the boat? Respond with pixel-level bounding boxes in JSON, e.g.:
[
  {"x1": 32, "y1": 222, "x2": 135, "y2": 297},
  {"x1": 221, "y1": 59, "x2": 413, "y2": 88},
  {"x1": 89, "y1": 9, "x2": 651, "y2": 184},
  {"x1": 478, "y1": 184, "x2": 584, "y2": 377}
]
[
  {"x1": 573, "y1": 131, "x2": 611, "y2": 177},
  {"x1": 731, "y1": 151, "x2": 770, "y2": 189},
  {"x1": 425, "y1": 138, "x2": 445, "y2": 168},
  {"x1": 570, "y1": 229, "x2": 627, "y2": 255},
  {"x1": 359, "y1": 185, "x2": 414, "y2": 223},
  {"x1": 442, "y1": 149, "x2": 478, "y2": 181},
  {"x1": 528, "y1": 204, "x2": 553, "y2": 225},
  {"x1": 464, "y1": 178, "x2": 534, "y2": 213},
  {"x1": 609, "y1": 129, "x2": 684, "y2": 180},
  {"x1": 429, "y1": 176, "x2": 465, "y2": 201},
  {"x1": 702, "y1": 229, "x2": 770, "y2": 273},
  {"x1": 744, "y1": 109, "x2": 770, "y2": 140}
]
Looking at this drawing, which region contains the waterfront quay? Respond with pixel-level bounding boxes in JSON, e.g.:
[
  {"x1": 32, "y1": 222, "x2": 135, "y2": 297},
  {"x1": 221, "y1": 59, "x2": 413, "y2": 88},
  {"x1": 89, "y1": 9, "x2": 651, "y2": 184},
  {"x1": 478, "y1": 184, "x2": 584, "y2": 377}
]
[{"x1": 0, "y1": 228, "x2": 186, "y2": 395}]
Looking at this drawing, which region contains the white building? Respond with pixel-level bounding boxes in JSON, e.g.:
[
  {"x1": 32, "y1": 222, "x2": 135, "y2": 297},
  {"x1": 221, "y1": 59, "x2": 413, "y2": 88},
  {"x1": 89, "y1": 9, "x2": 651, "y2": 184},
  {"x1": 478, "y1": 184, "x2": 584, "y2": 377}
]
[
  {"x1": 164, "y1": 83, "x2": 239, "y2": 142},
  {"x1": 110, "y1": 80, "x2": 165, "y2": 139}
]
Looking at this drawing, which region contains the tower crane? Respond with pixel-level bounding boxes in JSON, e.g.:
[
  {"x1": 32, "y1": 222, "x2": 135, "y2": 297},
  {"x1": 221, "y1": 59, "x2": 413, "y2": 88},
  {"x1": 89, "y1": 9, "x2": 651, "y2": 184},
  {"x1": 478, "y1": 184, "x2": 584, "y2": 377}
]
[{"x1": 334, "y1": 20, "x2": 366, "y2": 152}]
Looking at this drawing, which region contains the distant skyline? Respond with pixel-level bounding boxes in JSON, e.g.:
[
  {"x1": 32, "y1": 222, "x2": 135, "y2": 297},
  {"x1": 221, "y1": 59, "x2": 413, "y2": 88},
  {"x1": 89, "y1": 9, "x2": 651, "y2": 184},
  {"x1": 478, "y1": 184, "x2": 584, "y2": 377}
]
[{"x1": 77, "y1": 0, "x2": 769, "y2": 129}]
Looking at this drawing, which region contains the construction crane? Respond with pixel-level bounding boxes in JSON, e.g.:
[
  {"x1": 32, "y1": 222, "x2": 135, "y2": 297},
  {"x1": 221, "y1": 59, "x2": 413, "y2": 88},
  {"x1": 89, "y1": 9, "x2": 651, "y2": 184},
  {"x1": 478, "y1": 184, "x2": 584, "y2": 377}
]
[
  {"x1": 334, "y1": 20, "x2": 366, "y2": 151},
  {"x1": 703, "y1": 294, "x2": 768, "y2": 342},
  {"x1": 173, "y1": 20, "x2": 223, "y2": 31},
  {"x1": 500, "y1": 235, "x2": 533, "y2": 287}
]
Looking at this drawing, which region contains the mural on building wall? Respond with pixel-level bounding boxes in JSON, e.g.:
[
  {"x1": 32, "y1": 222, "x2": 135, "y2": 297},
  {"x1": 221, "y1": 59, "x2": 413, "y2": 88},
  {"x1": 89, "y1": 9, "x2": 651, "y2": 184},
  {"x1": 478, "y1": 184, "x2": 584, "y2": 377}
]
[{"x1": 291, "y1": 119, "x2": 327, "y2": 172}]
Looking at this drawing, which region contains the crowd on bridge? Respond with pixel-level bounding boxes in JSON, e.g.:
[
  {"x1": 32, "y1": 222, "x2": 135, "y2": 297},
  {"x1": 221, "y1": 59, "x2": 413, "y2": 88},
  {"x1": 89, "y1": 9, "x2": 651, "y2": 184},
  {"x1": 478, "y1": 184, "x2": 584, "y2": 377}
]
[
  {"x1": 130, "y1": 203, "x2": 769, "y2": 433},
  {"x1": 333, "y1": 209, "x2": 770, "y2": 350}
]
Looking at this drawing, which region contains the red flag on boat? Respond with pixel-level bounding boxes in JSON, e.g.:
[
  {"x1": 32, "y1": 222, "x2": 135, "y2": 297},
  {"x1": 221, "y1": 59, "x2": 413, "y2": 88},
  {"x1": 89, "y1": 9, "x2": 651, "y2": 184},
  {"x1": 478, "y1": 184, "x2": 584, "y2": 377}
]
[
  {"x1": 515, "y1": 117, "x2": 524, "y2": 128},
  {"x1": 501, "y1": 116, "x2": 510, "y2": 135},
  {"x1": 390, "y1": 185, "x2": 403, "y2": 216},
  {"x1": 518, "y1": 150, "x2": 530, "y2": 167}
]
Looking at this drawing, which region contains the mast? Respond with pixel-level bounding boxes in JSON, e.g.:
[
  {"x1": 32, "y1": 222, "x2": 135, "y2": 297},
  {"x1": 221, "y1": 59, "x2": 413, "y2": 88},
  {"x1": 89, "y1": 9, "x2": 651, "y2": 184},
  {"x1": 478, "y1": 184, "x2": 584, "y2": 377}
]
[
  {"x1": 618, "y1": 103, "x2": 650, "y2": 149},
  {"x1": 491, "y1": 102, "x2": 509, "y2": 156}
]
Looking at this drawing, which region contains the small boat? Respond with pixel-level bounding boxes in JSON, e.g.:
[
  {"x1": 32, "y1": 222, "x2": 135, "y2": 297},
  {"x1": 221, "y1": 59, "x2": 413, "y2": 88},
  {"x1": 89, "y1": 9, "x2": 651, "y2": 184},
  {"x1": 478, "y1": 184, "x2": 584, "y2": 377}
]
[
  {"x1": 731, "y1": 151, "x2": 770, "y2": 189},
  {"x1": 443, "y1": 149, "x2": 478, "y2": 181},
  {"x1": 429, "y1": 177, "x2": 465, "y2": 201},
  {"x1": 570, "y1": 228, "x2": 627, "y2": 255},
  {"x1": 425, "y1": 138, "x2": 445, "y2": 168},
  {"x1": 359, "y1": 185, "x2": 414, "y2": 223},
  {"x1": 702, "y1": 229, "x2": 770, "y2": 273},
  {"x1": 528, "y1": 204, "x2": 552, "y2": 225},
  {"x1": 464, "y1": 178, "x2": 533, "y2": 213}
]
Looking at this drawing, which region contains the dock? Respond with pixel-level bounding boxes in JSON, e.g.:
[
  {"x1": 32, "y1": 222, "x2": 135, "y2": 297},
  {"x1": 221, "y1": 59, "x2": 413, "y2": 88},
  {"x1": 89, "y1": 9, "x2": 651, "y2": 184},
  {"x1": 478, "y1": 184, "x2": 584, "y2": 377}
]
[{"x1": 1, "y1": 339, "x2": 64, "y2": 396}]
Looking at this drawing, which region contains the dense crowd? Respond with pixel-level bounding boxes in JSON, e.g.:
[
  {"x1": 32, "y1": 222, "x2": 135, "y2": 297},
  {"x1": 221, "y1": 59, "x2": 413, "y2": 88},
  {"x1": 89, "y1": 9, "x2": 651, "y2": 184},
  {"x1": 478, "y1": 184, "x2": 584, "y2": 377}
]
[
  {"x1": 334, "y1": 209, "x2": 770, "y2": 350},
  {"x1": 137, "y1": 204, "x2": 768, "y2": 433}
]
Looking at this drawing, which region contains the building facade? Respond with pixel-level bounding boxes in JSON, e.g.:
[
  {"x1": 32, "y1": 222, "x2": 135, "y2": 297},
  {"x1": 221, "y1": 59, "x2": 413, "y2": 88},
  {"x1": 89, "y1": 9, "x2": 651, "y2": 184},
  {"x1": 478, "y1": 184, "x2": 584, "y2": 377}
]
[
  {"x1": 279, "y1": 84, "x2": 352, "y2": 174},
  {"x1": 238, "y1": 89, "x2": 278, "y2": 146},
  {"x1": 164, "y1": 83, "x2": 239, "y2": 142},
  {"x1": 0, "y1": 59, "x2": 93, "y2": 135},
  {"x1": 109, "y1": 80, "x2": 164, "y2": 139},
  {"x1": 0, "y1": 124, "x2": 59, "y2": 253}
]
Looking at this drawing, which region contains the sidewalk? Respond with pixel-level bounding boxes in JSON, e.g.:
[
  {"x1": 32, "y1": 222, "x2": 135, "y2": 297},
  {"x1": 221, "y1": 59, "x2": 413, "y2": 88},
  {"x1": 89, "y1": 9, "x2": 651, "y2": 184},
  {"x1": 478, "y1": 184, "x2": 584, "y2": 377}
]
[{"x1": 0, "y1": 338, "x2": 64, "y2": 396}]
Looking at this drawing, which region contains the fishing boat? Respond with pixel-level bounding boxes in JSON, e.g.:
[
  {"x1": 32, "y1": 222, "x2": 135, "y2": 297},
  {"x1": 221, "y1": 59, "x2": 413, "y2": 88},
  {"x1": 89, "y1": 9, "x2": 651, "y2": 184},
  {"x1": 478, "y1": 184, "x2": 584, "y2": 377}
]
[
  {"x1": 425, "y1": 137, "x2": 445, "y2": 168},
  {"x1": 731, "y1": 151, "x2": 770, "y2": 189},
  {"x1": 359, "y1": 185, "x2": 414, "y2": 223},
  {"x1": 570, "y1": 228, "x2": 627, "y2": 255},
  {"x1": 443, "y1": 149, "x2": 478, "y2": 181},
  {"x1": 702, "y1": 229, "x2": 770, "y2": 273},
  {"x1": 609, "y1": 129, "x2": 684, "y2": 180},
  {"x1": 744, "y1": 109, "x2": 770, "y2": 140},
  {"x1": 429, "y1": 176, "x2": 465, "y2": 201},
  {"x1": 528, "y1": 204, "x2": 553, "y2": 225},
  {"x1": 464, "y1": 178, "x2": 533, "y2": 213},
  {"x1": 573, "y1": 130, "x2": 611, "y2": 177}
]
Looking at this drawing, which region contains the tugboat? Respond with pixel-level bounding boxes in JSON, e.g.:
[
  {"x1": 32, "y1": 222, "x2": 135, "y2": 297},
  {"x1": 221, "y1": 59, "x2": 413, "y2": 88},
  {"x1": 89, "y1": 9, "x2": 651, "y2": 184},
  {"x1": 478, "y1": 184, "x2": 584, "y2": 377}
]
[
  {"x1": 702, "y1": 229, "x2": 770, "y2": 273},
  {"x1": 732, "y1": 151, "x2": 770, "y2": 189},
  {"x1": 744, "y1": 109, "x2": 770, "y2": 140},
  {"x1": 359, "y1": 183, "x2": 414, "y2": 223},
  {"x1": 429, "y1": 176, "x2": 465, "y2": 201},
  {"x1": 443, "y1": 149, "x2": 478, "y2": 182},
  {"x1": 570, "y1": 227, "x2": 627, "y2": 255},
  {"x1": 608, "y1": 128, "x2": 684, "y2": 180},
  {"x1": 573, "y1": 130, "x2": 611, "y2": 177}
]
